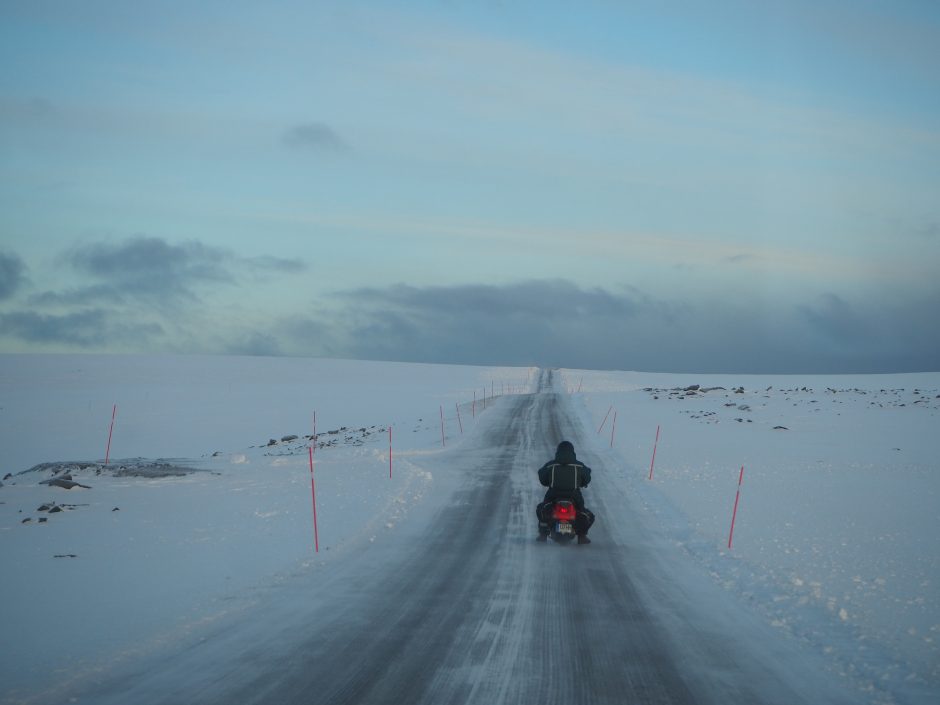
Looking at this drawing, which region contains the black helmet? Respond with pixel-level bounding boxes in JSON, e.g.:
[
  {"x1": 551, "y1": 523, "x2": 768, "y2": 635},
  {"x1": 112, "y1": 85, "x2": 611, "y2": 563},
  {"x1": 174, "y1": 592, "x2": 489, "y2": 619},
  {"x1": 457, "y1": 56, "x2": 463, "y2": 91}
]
[{"x1": 555, "y1": 440, "x2": 576, "y2": 462}]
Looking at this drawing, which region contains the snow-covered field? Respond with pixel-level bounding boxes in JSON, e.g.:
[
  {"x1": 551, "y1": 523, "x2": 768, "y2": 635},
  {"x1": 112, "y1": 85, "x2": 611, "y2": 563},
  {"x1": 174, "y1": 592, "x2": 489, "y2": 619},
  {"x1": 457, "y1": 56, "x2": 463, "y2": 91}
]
[
  {"x1": 563, "y1": 369, "x2": 939, "y2": 703},
  {"x1": 0, "y1": 355, "x2": 937, "y2": 705}
]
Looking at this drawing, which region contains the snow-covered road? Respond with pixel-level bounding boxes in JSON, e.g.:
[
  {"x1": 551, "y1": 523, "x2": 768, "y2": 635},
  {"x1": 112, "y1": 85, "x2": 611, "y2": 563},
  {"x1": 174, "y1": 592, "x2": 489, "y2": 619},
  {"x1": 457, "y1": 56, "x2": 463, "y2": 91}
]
[{"x1": 66, "y1": 369, "x2": 857, "y2": 705}]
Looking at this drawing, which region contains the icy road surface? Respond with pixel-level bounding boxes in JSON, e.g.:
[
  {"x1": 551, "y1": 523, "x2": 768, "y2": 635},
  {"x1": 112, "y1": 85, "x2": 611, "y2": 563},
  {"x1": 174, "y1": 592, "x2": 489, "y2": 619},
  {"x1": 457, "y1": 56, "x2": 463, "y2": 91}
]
[{"x1": 76, "y1": 370, "x2": 855, "y2": 705}]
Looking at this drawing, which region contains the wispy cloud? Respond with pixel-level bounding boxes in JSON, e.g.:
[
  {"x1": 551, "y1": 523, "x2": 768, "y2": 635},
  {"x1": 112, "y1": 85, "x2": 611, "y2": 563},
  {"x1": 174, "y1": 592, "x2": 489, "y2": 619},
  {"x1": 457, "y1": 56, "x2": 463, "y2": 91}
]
[{"x1": 282, "y1": 123, "x2": 350, "y2": 153}]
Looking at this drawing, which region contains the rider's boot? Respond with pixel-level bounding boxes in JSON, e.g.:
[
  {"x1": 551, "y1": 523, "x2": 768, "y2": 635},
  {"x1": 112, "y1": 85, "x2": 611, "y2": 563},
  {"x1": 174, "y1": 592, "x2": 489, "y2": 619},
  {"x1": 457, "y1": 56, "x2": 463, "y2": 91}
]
[{"x1": 577, "y1": 534, "x2": 591, "y2": 545}]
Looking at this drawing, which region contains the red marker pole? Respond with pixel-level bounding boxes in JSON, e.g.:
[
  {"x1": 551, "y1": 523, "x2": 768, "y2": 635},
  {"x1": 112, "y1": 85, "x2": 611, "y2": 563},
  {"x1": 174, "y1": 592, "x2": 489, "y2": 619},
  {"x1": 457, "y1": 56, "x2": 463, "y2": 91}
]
[
  {"x1": 472, "y1": 390, "x2": 476, "y2": 418},
  {"x1": 440, "y1": 405, "x2": 445, "y2": 447},
  {"x1": 597, "y1": 405, "x2": 612, "y2": 435},
  {"x1": 388, "y1": 425, "x2": 393, "y2": 479},
  {"x1": 105, "y1": 404, "x2": 117, "y2": 464},
  {"x1": 609, "y1": 410, "x2": 617, "y2": 448},
  {"x1": 455, "y1": 402, "x2": 463, "y2": 434},
  {"x1": 308, "y1": 445, "x2": 319, "y2": 553},
  {"x1": 648, "y1": 425, "x2": 661, "y2": 480},
  {"x1": 728, "y1": 466, "x2": 745, "y2": 550}
]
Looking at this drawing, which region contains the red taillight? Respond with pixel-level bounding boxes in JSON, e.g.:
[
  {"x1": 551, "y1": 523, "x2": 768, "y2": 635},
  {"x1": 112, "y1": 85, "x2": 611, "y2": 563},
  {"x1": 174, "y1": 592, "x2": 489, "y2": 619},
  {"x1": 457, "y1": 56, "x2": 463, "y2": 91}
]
[{"x1": 553, "y1": 502, "x2": 576, "y2": 521}]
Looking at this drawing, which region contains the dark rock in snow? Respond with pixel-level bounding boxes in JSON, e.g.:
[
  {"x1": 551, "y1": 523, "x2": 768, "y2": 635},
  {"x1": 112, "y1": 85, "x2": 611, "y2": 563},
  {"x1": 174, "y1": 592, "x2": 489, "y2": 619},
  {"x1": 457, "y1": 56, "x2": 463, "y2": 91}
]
[
  {"x1": 267, "y1": 439, "x2": 277, "y2": 446},
  {"x1": 112, "y1": 507, "x2": 120, "y2": 511},
  {"x1": 38, "y1": 517, "x2": 47, "y2": 523},
  {"x1": 281, "y1": 435, "x2": 299, "y2": 442},
  {"x1": 40, "y1": 478, "x2": 91, "y2": 490},
  {"x1": 54, "y1": 554, "x2": 77, "y2": 559},
  {"x1": 114, "y1": 464, "x2": 195, "y2": 478},
  {"x1": 21, "y1": 517, "x2": 31, "y2": 524},
  {"x1": 684, "y1": 384, "x2": 701, "y2": 391},
  {"x1": 773, "y1": 426, "x2": 789, "y2": 430}
]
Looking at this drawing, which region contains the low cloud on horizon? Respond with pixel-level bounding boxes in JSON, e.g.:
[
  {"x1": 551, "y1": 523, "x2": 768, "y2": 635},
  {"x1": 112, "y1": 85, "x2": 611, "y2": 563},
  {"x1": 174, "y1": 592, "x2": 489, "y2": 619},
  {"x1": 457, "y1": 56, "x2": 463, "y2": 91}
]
[{"x1": 1, "y1": 237, "x2": 937, "y2": 374}]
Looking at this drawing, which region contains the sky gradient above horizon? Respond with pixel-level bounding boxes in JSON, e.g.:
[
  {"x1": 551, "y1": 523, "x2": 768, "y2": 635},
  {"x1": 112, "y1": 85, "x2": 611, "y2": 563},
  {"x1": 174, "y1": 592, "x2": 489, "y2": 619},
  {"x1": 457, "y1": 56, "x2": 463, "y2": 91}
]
[{"x1": 1, "y1": 0, "x2": 938, "y2": 373}]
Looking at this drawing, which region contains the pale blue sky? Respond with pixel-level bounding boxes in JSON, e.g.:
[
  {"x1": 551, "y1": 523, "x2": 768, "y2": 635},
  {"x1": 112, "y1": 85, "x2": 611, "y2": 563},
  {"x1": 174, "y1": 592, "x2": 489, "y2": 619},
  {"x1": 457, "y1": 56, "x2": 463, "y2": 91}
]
[{"x1": 1, "y1": 0, "x2": 938, "y2": 371}]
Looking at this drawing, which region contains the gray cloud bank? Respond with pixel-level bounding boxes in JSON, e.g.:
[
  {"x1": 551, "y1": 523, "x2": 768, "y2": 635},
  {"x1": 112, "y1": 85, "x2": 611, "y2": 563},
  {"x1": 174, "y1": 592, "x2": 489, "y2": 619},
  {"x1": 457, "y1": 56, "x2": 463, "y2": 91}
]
[
  {"x1": 280, "y1": 281, "x2": 937, "y2": 374},
  {"x1": 1, "y1": 239, "x2": 937, "y2": 373},
  {"x1": 25, "y1": 237, "x2": 305, "y2": 309},
  {"x1": 1, "y1": 236, "x2": 306, "y2": 350},
  {"x1": 0, "y1": 252, "x2": 27, "y2": 300}
]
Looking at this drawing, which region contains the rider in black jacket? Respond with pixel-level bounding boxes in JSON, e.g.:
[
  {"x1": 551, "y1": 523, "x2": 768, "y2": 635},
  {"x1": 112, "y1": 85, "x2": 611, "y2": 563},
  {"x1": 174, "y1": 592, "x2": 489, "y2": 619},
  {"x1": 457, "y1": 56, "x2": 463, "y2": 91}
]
[{"x1": 536, "y1": 441, "x2": 596, "y2": 544}]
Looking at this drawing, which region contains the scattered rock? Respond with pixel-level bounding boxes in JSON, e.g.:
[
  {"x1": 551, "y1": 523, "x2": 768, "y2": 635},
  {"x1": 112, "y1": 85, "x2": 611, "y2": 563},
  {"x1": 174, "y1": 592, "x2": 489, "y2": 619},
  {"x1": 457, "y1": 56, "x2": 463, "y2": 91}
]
[
  {"x1": 281, "y1": 435, "x2": 299, "y2": 442},
  {"x1": 773, "y1": 426, "x2": 789, "y2": 430},
  {"x1": 3, "y1": 473, "x2": 11, "y2": 480},
  {"x1": 40, "y1": 478, "x2": 92, "y2": 490},
  {"x1": 684, "y1": 384, "x2": 701, "y2": 392},
  {"x1": 114, "y1": 465, "x2": 192, "y2": 478},
  {"x1": 53, "y1": 554, "x2": 77, "y2": 559},
  {"x1": 112, "y1": 507, "x2": 120, "y2": 511},
  {"x1": 21, "y1": 517, "x2": 31, "y2": 524},
  {"x1": 734, "y1": 387, "x2": 745, "y2": 394},
  {"x1": 267, "y1": 439, "x2": 277, "y2": 446},
  {"x1": 38, "y1": 517, "x2": 47, "y2": 523},
  {"x1": 48, "y1": 505, "x2": 63, "y2": 513}
]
